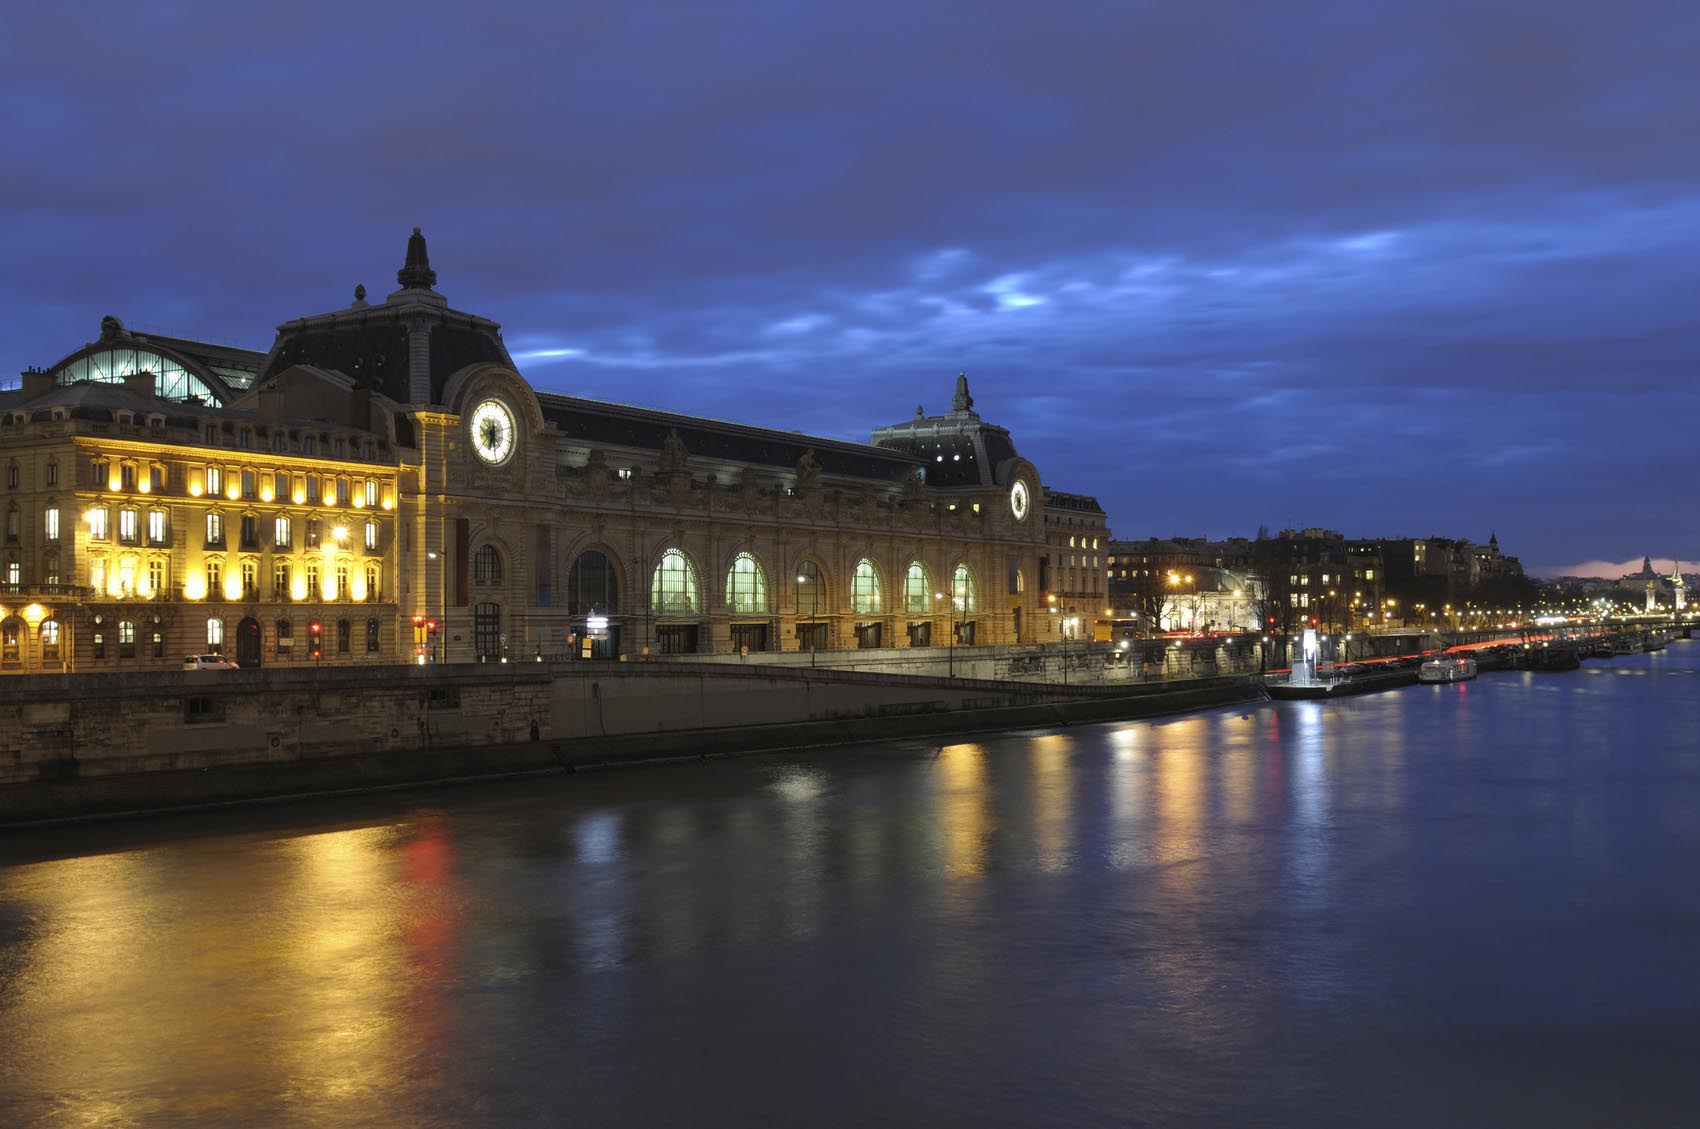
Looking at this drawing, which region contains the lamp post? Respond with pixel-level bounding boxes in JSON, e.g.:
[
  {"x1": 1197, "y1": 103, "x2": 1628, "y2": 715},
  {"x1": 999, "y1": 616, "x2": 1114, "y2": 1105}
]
[{"x1": 797, "y1": 573, "x2": 815, "y2": 668}]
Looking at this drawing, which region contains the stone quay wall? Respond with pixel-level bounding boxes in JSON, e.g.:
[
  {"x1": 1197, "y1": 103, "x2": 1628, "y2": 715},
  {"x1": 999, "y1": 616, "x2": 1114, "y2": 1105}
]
[{"x1": 0, "y1": 660, "x2": 1264, "y2": 822}]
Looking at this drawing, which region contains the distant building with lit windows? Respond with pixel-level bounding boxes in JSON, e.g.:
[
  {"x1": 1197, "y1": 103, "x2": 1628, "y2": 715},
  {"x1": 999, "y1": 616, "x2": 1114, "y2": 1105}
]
[{"x1": 0, "y1": 231, "x2": 1105, "y2": 671}]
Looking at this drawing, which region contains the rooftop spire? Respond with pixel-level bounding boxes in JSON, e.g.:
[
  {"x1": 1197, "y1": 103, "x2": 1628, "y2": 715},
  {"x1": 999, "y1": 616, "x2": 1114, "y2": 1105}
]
[
  {"x1": 951, "y1": 371, "x2": 973, "y2": 412},
  {"x1": 397, "y1": 227, "x2": 438, "y2": 291}
]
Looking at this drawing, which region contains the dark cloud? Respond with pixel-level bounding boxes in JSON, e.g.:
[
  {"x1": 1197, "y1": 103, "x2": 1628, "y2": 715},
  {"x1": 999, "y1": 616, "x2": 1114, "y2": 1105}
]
[{"x1": 3, "y1": 0, "x2": 1698, "y2": 574}]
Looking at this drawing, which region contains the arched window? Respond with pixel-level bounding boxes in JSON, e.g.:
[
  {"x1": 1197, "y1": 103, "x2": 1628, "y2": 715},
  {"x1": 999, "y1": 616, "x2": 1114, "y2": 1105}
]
[
  {"x1": 206, "y1": 618, "x2": 224, "y2": 651},
  {"x1": 276, "y1": 618, "x2": 293, "y2": 653},
  {"x1": 118, "y1": 620, "x2": 136, "y2": 659},
  {"x1": 952, "y1": 563, "x2": 978, "y2": 615},
  {"x1": 337, "y1": 619, "x2": 351, "y2": 654},
  {"x1": 473, "y1": 544, "x2": 503, "y2": 585},
  {"x1": 1, "y1": 619, "x2": 20, "y2": 663},
  {"x1": 903, "y1": 561, "x2": 933, "y2": 615},
  {"x1": 851, "y1": 558, "x2": 883, "y2": 616},
  {"x1": 652, "y1": 549, "x2": 698, "y2": 615},
  {"x1": 40, "y1": 620, "x2": 60, "y2": 660},
  {"x1": 725, "y1": 552, "x2": 767, "y2": 615},
  {"x1": 567, "y1": 549, "x2": 619, "y2": 614},
  {"x1": 365, "y1": 618, "x2": 380, "y2": 653},
  {"x1": 795, "y1": 560, "x2": 824, "y2": 617}
]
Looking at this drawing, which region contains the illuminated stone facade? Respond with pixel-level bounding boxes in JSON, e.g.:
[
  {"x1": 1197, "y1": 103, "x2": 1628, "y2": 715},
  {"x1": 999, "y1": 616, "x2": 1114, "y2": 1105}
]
[{"x1": 1, "y1": 231, "x2": 1105, "y2": 671}]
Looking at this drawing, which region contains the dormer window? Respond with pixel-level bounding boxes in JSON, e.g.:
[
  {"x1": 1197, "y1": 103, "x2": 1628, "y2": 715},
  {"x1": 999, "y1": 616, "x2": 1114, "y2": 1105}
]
[{"x1": 205, "y1": 424, "x2": 217, "y2": 445}]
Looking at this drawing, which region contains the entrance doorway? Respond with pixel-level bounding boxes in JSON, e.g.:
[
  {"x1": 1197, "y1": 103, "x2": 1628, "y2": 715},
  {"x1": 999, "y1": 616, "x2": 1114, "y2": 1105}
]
[
  {"x1": 236, "y1": 617, "x2": 262, "y2": 668},
  {"x1": 730, "y1": 623, "x2": 769, "y2": 652},
  {"x1": 656, "y1": 624, "x2": 699, "y2": 654},
  {"x1": 474, "y1": 602, "x2": 502, "y2": 660}
]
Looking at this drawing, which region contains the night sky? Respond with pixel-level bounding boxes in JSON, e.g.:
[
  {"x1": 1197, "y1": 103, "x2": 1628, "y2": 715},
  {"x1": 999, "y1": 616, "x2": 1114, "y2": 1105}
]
[{"x1": 5, "y1": 2, "x2": 1696, "y2": 576}]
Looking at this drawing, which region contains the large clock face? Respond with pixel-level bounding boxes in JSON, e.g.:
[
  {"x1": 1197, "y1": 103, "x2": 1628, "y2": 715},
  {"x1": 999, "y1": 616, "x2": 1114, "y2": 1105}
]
[
  {"x1": 470, "y1": 399, "x2": 516, "y2": 465},
  {"x1": 1010, "y1": 479, "x2": 1030, "y2": 521}
]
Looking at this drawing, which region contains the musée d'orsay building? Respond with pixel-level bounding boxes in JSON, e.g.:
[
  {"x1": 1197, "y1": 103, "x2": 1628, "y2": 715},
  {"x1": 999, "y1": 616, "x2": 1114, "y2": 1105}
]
[{"x1": 0, "y1": 231, "x2": 1106, "y2": 673}]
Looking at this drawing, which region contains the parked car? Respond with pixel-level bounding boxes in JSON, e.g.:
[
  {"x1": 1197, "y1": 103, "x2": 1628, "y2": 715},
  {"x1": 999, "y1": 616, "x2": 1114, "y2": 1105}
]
[{"x1": 183, "y1": 654, "x2": 240, "y2": 671}]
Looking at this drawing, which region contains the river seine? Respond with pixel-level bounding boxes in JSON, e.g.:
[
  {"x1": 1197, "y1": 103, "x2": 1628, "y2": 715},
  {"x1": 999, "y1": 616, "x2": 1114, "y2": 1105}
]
[{"x1": 3, "y1": 645, "x2": 1699, "y2": 1127}]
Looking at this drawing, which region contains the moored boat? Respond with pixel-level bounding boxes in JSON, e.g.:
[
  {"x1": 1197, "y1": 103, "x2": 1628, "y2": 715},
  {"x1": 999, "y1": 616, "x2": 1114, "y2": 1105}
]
[{"x1": 1418, "y1": 655, "x2": 1478, "y2": 683}]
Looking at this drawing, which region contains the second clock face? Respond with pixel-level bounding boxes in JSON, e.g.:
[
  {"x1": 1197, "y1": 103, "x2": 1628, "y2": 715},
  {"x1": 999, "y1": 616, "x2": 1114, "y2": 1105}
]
[
  {"x1": 470, "y1": 399, "x2": 516, "y2": 465},
  {"x1": 1010, "y1": 479, "x2": 1030, "y2": 521}
]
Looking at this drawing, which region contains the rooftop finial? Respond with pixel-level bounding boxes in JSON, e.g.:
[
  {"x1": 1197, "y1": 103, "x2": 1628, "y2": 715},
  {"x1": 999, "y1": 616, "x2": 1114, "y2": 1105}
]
[
  {"x1": 951, "y1": 371, "x2": 973, "y2": 412},
  {"x1": 397, "y1": 227, "x2": 437, "y2": 290},
  {"x1": 352, "y1": 283, "x2": 368, "y2": 308}
]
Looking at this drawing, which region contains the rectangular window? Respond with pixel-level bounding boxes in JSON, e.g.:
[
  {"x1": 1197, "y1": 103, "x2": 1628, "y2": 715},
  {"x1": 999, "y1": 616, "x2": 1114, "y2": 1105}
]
[
  {"x1": 121, "y1": 464, "x2": 137, "y2": 491},
  {"x1": 274, "y1": 561, "x2": 291, "y2": 600},
  {"x1": 335, "y1": 563, "x2": 349, "y2": 601},
  {"x1": 6, "y1": 561, "x2": 19, "y2": 585},
  {"x1": 119, "y1": 509, "x2": 139, "y2": 544},
  {"x1": 118, "y1": 556, "x2": 135, "y2": 594},
  {"x1": 207, "y1": 618, "x2": 224, "y2": 649},
  {"x1": 5, "y1": 465, "x2": 15, "y2": 489},
  {"x1": 206, "y1": 560, "x2": 222, "y2": 595},
  {"x1": 93, "y1": 631, "x2": 106, "y2": 660},
  {"x1": 272, "y1": 432, "x2": 285, "y2": 453},
  {"x1": 364, "y1": 521, "x2": 378, "y2": 551},
  {"x1": 366, "y1": 619, "x2": 380, "y2": 652},
  {"x1": 239, "y1": 515, "x2": 258, "y2": 550},
  {"x1": 274, "y1": 516, "x2": 291, "y2": 548},
  {"x1": 149, "y1": 465, "x2": 164, "y2": 492},
  {"x1": 363, "y1": 479, "x2": 378, "y2": 506},
  {"x1": 306, "y1": 561, "x2": 320, "y2": 597},
  {"x1": 148, "y1": 558, "x2": 164, "y2": 594},
  {"x1": 334, "y1": 437, "x2": 347, "y2": 458},
  {"x1": 205, "y1": 513, "x2": 224, "y2": 546},
  {"x1": 336, "y1": 478, "x2": 350, "y2": 505},
  {"x1": 239, "y1": 430, "x2": 252, "y2": 450},
  {"x1": 275, "y1": 472, "x2": 290, "y2": 501},
  {"x1": 306, "y1": 474, "x2": 320, "y2": 504},
  {"x1": 44, "y1": 507, "x2": 59, "y2": 541},
  {"x1": 89, "y1": 507, "x2": 110, "y2": 540},
  {"x1": 205, "y1": 466, "x2": 223, "y2": 495},
  {"x1": 118, "y1": 621, "x2": 136, "y2": 659},
  {"x1": 365, "y1": 564, "x2": 380, "y2": 602},
  {"x1": 305, "y1": 519, "x2": 320, "y2": 548},
  {"x1": 152, "y1": 630, "x2": 163, "y2": 659},
  {"x1": 241, "y1": 470, "x2": 257, "y2": 499},
  {"x1": 46, "y1": 462, "x2": 58, "y2": 486},
  {"x1": 205, "y1": 425, "x2": 217, "y2": 445},
  {"x1": 90, "y1": 556, "x2": 107, "y2": 591},
  {"x1": 242, "y1": 559, "x2": 258, "y2": 599},
  {"x1": 148, "y1": 509, "x2": 166, "y2": 544},
  {"x1": 303, "y1": 436, "x2": 315, "y2": 456}
]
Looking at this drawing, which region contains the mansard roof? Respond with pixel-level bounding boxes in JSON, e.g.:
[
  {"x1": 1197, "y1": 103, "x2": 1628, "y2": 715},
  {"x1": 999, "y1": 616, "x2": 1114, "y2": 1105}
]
[
  {"x1": 256, "y1": 229, "x2": 513, "y2": 407},
  {"x1": 537, "y1": 392, "x2": 923, "y2": 483}
]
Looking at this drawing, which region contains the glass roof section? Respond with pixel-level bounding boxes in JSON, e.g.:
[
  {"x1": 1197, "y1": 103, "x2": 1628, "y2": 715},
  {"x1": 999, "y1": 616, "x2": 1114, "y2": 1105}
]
[{"x1": 50, "y1": 345, "x2": 227, "y2": 404}]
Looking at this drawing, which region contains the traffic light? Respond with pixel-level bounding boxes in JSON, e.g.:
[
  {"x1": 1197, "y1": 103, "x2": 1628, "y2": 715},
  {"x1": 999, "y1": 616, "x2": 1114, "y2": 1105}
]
[
  {"x1": 308, "y1": 619, "x2": 323, "y2": 658},
  {"x1": 427, "y1": 619, "x2": 437, "y2": 639},
  {"x1": 412, "y1": 614, "x2": 426, "y2": 645}
]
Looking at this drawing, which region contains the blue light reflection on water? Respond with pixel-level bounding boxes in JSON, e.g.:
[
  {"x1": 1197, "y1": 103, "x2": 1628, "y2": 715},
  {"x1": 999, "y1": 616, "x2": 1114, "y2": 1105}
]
[{"x1": 2, "y1": 648, "x2": 1700, "y2": 1127}]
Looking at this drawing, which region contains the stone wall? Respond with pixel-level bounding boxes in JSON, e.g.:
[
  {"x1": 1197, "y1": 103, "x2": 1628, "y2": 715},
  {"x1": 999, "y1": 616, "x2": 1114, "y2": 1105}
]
[{"x1": 0, "y1": 659, "x2": 1180, "y2": 790}]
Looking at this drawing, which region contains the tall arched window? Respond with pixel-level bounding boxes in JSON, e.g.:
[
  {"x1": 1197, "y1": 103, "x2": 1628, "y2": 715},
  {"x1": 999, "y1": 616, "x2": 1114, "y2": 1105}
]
[
  {"x1": 1, "y1": 619, "x2": 20, "y2": 663},
  {"x1": 652, "y1": 549, "x2": 698, "y2": 615},
  {"x1": 795, "y1": 560, "x2": 824, "y2": 617},
  {"x1": 725, "y1": 552, "x2": 767, "y2": 615},
  {"x1": 851, "y1": 558, "x2": 883, "y2": 616},
  {"x1": 568, "y1": 549, "x2": 620, "y2": 614},
  {"x1": 952, "y1": 563, "x2": 979, "y2": 615},
  {"x1": 473, "y1": 544, "x2": 503, "y2": 585},
  {"x1": 206, "y1": 618, "x2": 224, "y2": 651},
  {"x1": 903, "y1": 561, "x2": 932, "y2": 615}
]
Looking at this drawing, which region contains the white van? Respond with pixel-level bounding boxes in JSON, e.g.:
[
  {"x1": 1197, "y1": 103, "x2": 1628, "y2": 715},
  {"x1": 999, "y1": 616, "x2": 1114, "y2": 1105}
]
[{"x1": 183, "y1": 654, "x2": 240, "y2": 671}]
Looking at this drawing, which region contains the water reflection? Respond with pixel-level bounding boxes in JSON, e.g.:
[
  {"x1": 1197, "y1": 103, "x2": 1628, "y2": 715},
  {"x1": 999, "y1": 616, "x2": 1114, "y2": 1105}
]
[{"x1": 4, "y1": 648, "x2": 1700, "y2": 1125}]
